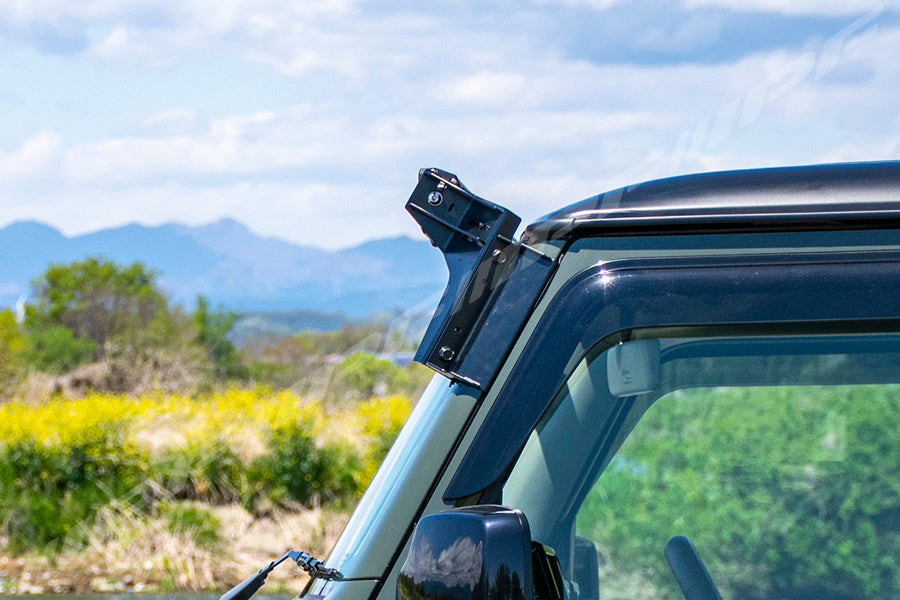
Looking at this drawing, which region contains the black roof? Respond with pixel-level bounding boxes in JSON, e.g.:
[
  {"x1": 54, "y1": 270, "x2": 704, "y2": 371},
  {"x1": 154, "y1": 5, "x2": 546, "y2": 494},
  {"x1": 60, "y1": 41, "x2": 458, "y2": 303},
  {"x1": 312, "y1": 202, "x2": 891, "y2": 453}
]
[{"x1": 522, "y1": 161, "x2": 900, "y2": 245}]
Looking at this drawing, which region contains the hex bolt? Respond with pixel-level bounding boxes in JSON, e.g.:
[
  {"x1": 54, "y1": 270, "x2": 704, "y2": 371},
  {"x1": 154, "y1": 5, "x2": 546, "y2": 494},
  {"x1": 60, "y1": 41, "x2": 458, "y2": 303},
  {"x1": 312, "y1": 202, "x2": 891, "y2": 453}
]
[
  {"x1": 438, "y1": 346, "x2": 455, "y2": 361},
  {"x1": 492, "y1": 249, "x2": 507, "y2": 264},
  {"x1": 428, "y1": 191, "x2": 443, "y2": 206}
]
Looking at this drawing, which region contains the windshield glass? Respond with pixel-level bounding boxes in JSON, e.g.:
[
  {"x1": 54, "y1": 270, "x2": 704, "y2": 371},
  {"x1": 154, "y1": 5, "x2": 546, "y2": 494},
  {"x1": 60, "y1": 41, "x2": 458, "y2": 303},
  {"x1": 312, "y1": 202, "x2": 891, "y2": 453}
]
[
  {"x1": 324, "y1": 376, "x2": 478, "y2": 578},
  {"x1": 503, "y1": 332, "x2": 900, "y2": 600}
]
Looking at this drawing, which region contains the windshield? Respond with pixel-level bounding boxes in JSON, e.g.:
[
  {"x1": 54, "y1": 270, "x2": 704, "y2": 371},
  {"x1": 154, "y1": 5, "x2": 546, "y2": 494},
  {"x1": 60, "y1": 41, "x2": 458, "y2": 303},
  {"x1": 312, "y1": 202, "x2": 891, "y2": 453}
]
[
  {"x1": 503, "y1": 332, "x2": 900, "y2": 600},
  {"x1": 323, "y1": 375, "x2": 478, "y2": 580}
]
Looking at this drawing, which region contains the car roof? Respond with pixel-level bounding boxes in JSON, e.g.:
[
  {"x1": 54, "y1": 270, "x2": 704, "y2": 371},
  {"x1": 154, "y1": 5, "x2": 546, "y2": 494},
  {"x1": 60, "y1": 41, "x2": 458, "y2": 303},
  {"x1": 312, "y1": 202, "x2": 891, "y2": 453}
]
[{"x1": 522, "y1": 161, "x2": 900, "y2": 245}]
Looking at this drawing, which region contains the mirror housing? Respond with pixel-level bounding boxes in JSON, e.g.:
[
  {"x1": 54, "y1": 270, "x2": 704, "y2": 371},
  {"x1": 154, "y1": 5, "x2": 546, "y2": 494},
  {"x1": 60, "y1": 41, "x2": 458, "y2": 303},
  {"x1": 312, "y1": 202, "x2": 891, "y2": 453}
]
[{"x1": 398, "y1": 505, "x2": 533, "y2": 600}]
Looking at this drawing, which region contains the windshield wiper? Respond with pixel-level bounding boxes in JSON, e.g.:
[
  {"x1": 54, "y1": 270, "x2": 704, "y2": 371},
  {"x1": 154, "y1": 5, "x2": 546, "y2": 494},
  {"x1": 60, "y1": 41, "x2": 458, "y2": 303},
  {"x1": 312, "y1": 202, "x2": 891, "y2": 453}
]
[{"x1": 219, "y1": 550, "x2": 343, "y2": 600}]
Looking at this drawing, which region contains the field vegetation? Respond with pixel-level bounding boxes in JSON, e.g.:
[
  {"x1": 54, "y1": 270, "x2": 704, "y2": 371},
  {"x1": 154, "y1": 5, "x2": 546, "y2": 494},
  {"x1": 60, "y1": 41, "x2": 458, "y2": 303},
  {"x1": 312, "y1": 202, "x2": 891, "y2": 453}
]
[
  {"x1": 578, "y1": 385, "x2": 900, "y2": 600},
  {"x1": 0, "y1": 257, "x2": 431, "y2": 594}
]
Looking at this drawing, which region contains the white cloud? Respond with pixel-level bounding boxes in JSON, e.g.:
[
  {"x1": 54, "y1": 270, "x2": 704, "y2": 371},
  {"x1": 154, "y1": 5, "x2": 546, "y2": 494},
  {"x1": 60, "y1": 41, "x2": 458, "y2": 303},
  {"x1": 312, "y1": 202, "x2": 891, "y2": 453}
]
[
  {"x1": 436, "y1": 71, "x2": 562, "y2": 108},
  {"x1": 58, "y1": 97, "x2": 664, "y2": 191},
  {"x1": 1, "y1": 1, "x2": 897, "y2": 250},
  {"x1": 139, "y1": 107, "x2": 202, "y2": 135},
  {"x1": 820, "y1": 139, "x2": 900, "y2": 164},
  {"x1": 0, "y1": 132, "x2": 62, "y2": 182},
  {"x1": 1, "y1": 0, "x2": 127, "y2": 24},
  {"x1": 64, "y1": 108, "x2": 320, "y2": 185},
  {"x1": 532, "y1": 0, "x2": 624, "y2": 7},
  {"x1": 682, "y1": 1, "x2": 886, "y2": 16},
  {"x1": 16, "y1": 16, "x2": 893, "y2": 241},
  {"x1": 90, "y1": 25, "x2": 166, "y2": 64},
  {"x1": 817, "y1": 126, "x2": 900, "y2": 164},
  {"x1": 402, "y1": 536, "x2": 483, "y2": 591},
  {"x1": 0, "y1": 0, "x2": 363, "y2": 67}
]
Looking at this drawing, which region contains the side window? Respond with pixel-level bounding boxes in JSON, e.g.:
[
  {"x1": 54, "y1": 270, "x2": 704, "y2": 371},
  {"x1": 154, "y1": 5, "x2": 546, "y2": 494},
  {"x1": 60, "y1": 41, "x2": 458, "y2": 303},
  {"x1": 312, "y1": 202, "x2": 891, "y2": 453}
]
[
  {"x1": 503, "y1": 334, "x2": 900, "y2": 600},
  {"x1": 575, "y1": 384, "x2": 900, "y2": 600}
]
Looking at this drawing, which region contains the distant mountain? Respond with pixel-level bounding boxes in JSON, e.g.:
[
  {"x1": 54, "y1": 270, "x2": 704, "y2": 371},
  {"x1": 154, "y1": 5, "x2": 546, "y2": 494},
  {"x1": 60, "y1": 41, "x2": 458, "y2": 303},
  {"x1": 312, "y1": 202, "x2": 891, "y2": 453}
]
[{"x1": 0, "y1": 219, "x2": 448, "y2": 317}]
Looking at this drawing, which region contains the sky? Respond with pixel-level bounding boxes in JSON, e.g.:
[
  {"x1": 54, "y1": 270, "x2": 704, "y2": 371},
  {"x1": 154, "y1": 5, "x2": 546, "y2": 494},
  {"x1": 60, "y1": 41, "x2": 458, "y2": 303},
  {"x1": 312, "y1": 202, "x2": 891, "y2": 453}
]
[{"x1": 0, "y1": 1, "x2": 898, "y2": 250}]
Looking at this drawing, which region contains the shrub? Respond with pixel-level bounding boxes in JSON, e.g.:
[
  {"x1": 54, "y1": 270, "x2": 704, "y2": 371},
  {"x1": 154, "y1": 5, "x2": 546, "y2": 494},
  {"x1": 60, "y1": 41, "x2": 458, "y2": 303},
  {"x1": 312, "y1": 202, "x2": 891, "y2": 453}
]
[
  {"x1": 0, "y1": 308, "x2": 25, "y2": 392},
  {"x1": 162, "y1": 502, "x2": 221, "y2": 549},
  {"x1": 22, "y1": 326, "x2": 96, "y2": 375},
  {"x1": 0, "y1": 435, "x2": 146, "y2": 553},
  {"x1": 249, "y1": 421, "x2": 360, "y2": 508},
  {"x1": 356, "y1": 396, "x2": 411, "y2": 486},
  {"x1": 150, "y1": 441, "x2": 248, "y2": 505},
  {"x1": 0, "y1": 394, "x2": 150, "y2": 552}
]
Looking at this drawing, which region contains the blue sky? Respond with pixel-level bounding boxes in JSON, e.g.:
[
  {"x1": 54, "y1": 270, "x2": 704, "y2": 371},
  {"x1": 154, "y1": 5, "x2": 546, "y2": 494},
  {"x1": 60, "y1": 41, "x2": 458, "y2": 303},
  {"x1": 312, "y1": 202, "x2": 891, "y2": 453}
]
[{"x1": 0, "y1": 1, "x2": 897, "y2": 249}]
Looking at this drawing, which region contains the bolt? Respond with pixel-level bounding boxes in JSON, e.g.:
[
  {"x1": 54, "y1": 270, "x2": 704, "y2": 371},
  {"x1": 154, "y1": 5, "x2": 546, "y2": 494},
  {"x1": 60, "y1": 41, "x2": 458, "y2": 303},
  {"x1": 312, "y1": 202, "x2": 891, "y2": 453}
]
[
  {"x1": 438, "y1": 346, "x2": 455, "y2": 361},
  {"x1": 492, "y1": 249, "x2": 507, "y2": 264},
  {"x1": 428, "y1": 191, "x2": 443, "y2": 206}
]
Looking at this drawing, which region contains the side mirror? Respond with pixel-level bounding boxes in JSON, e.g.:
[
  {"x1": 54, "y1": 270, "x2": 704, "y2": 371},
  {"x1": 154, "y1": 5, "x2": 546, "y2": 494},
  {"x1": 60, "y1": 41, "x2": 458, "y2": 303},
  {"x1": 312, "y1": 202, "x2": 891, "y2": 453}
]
[{"x1": 398, "y1": 505, "x2": 534, "y2": 600}]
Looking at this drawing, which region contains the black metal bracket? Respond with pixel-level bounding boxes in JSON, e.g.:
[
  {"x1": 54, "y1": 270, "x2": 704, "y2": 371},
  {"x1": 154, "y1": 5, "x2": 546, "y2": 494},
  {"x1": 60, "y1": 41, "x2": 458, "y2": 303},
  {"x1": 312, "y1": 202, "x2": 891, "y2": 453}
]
[
  {"x1": 407, "y1": 168, "x2": 553, "y2": 389},
  {"x1": 292, "y1": 550, "x2": 343, "y2": 581}
]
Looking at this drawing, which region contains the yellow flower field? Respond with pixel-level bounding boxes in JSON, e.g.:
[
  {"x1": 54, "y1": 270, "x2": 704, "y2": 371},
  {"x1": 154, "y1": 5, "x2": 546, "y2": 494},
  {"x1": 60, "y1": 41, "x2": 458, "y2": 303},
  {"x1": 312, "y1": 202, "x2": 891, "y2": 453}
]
[{"x1": 0, "y1": 388, "x2": 412, "y2": 563}]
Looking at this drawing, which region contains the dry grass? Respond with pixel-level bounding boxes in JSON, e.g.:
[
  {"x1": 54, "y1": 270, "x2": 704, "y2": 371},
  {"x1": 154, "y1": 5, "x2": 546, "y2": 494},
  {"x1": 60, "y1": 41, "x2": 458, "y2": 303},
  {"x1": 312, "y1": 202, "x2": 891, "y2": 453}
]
[{"x1": 0, "y1": 501, "x2": 350, "y2": 594}]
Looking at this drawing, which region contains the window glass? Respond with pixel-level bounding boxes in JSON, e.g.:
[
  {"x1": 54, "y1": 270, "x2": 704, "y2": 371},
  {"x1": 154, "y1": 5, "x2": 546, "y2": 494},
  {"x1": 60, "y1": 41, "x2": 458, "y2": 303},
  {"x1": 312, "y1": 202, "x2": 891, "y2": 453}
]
[
  {"x1": 503, "y1": 333, "x2": 900, "y2": 600},
  {"x1": 577, "y1": 383, "x2": 900, "y2": 600}
]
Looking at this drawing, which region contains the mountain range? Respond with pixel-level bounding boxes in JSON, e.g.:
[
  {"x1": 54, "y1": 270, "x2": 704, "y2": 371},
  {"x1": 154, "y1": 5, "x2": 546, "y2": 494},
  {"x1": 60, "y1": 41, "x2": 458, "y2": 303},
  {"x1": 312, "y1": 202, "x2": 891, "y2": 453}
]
[{"x1": 0, "y1": 219, "x2": 448, "y2": 318}]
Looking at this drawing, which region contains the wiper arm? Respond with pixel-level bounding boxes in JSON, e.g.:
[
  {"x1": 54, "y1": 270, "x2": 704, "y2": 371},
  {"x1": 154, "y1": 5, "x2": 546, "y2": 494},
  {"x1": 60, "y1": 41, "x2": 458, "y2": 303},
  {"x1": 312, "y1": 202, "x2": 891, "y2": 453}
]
[{"x1": 219, "y1": 550, "x2": 343, "y2": 600}]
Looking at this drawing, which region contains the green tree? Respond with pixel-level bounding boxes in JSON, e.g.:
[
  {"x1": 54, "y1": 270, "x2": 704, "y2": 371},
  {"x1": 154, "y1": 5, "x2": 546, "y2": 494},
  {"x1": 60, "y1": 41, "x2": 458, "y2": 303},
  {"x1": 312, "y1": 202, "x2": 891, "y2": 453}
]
[
  {"x1": 335, "y1": 352, "x2": 396, "y2": 397},
  {"x1": 296, "y1": 322, "x2": 393, "y2": 356},
  {"x1": 22, "y1": 326, "x2": 96, "y2": 375},
  {"x1": 193, "y1": 295, "x2": 247, "y2": 380},
  {"x1": 25, "y1": 257, "x2": 168, "y2": 365},
  {"x1": 0, "y1": 308, "x2": 25, "y2": 390},
  {"x1": 245, "y1": 334, "x2": 325, "y2": 390}
]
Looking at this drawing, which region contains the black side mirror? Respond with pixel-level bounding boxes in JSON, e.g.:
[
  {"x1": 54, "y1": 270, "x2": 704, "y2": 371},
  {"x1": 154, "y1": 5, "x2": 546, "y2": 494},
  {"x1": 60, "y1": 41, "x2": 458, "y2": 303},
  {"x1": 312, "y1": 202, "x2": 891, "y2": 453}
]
[{"x1": 398, "y1": 505, "x2": 534, "y2": 600}]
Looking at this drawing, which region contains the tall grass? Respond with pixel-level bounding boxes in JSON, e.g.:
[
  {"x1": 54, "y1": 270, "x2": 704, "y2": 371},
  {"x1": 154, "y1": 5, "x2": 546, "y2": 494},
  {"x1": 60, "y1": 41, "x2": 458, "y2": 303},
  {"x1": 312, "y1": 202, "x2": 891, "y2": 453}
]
[{"x1": 0, "y1": 388, "x2": 411, "y2": 554}]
